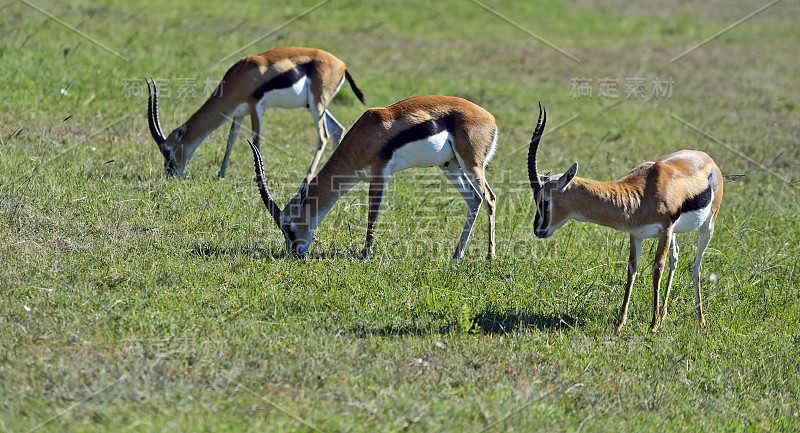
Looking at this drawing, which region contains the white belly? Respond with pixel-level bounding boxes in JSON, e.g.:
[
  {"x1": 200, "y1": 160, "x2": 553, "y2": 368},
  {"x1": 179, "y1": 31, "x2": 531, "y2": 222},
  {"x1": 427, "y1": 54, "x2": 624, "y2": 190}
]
[
  {"x1": 389, "y1": 131, "x2": 453, "y2": 173},
  {"x1": 627, "y1": 223, "x2": 663, "y2": 239},
  {"x1": 621, "y1": 202, "x2": 713, "y2": 239},
  {"x1": 673, "y1": 203, "x2": 713, "y2": 233},
  {"x1": 257, "y1": 75, "x2": 309, "y2": 110}
]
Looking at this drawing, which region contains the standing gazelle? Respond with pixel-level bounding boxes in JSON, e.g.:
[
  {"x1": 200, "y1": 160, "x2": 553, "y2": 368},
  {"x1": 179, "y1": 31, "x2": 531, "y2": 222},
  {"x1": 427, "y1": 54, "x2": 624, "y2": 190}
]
[
  {"x1": 146, "y1": 46, "x2": 366, "y2": 178},
  {"x1": 250, "y1": 95, "x2": 498, "y2": 260},
  {"x1": 527, "y1": 104, "x2": 723, "y2": 333}
]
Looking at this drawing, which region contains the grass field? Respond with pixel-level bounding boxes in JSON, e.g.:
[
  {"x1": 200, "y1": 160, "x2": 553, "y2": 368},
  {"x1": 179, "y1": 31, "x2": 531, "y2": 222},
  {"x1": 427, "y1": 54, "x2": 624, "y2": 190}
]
[{"x1": 1, "y1": 0, "x2": 799, "y2": 431}]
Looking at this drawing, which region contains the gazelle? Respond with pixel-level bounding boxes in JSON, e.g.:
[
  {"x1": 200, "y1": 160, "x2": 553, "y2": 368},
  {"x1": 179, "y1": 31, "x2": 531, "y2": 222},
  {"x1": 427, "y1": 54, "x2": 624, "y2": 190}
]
[
  {"x1": 146, "y1": 46, "x2": 366, "y2": 178},
  {"x1": 250, "y1": 95, "x2": 498, "y2": 260},
  {"x1": 527, "y1": 104, "x2": 723, "y2": 333}
]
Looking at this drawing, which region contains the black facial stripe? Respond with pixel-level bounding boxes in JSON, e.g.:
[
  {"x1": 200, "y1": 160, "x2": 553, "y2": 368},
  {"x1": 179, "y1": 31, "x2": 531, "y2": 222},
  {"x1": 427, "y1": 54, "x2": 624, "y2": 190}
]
[
  {"x1": 377, "y1": 115, "x2": 455, "y2": 161},
  {"x1": 251, "y1": 64, "x2": 308, "y2": 101},
  {"x1": 673, "y1": 174, "x2": 713, "y2": 220},
  {"x1": 281, "y1": 224, "x2": 297, "y2": 244}
]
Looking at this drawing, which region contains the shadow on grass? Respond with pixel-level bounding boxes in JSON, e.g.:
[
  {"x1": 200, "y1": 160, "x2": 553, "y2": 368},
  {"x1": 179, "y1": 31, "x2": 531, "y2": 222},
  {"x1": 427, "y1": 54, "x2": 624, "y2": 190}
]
[
  {"x1": 349, "y1": 324, "x2": 449, "y2": 338},
  {"x1": 186, "y1": 242, "x2": 286, "y2": 260},
  {"x1": 185, "y1": 240, "x2": 363, "y2": 261},
  {"x1": 347, "y1": 311, "x2": 583, "y2": 338},
  {"x1": 473, "y1": 311, "x2": 583, "y2": 335}
]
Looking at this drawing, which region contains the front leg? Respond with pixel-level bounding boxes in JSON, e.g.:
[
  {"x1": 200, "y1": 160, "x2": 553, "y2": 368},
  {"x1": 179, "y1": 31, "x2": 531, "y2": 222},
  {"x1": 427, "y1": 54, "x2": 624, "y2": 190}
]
[
  {"x1": 660, "y1": 232, "x2": 679, "y2": 323},
  {"x1": 649, "y1": 228, "x2": 673, "y2": 333},
  {"x1": 616, "y1": 236, "x2": 642, "y2": 332},
  {"x1": 249, "y1": 106, "x2": 263, "y2": 152},
  {"x1": 361, "y1": 176, "x2": 387, "y2": 260},
  {"x1": 218, "y1": 116, "x2": 243, "y2": 178}
]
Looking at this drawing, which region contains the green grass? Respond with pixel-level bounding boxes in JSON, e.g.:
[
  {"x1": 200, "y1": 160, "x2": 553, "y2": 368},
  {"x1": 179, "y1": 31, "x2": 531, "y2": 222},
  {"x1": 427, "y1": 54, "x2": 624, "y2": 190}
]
[{"x1": 2, "y1": 0, "x2": 799, "y2": 431}]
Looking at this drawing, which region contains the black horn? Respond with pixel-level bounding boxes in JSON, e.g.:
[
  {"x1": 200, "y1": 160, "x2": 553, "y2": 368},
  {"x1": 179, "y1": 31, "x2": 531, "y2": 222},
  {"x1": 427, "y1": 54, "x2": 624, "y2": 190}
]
[
  {"x1": 146, "y1": 78, "x2": 167, "y2": 146},
  {"x1": 527, "y1": 102, "x2": 546, "y2": 192},
  {"x1": 249, "y1": 140, "x2": 283, "y2": 228}
]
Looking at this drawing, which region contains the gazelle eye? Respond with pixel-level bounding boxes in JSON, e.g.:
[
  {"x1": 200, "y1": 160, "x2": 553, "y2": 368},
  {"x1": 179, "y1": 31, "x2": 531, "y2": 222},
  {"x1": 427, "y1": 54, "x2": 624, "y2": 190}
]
[{"x1": 539, "y1": 200, "x2": 549, "y2": 211}]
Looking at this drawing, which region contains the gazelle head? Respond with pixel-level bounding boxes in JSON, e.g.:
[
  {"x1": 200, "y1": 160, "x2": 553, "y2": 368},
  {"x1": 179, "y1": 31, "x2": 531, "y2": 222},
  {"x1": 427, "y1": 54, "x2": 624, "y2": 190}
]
[
  {"x1": 146, "y1": 78, "x2": 192, "y2": 175},
  {"x1": 249, "y1": 140, "x2": 315, "y2": 257},
  {"x1": 527, "y1": 103, "x2": 578, "y2": 239}
]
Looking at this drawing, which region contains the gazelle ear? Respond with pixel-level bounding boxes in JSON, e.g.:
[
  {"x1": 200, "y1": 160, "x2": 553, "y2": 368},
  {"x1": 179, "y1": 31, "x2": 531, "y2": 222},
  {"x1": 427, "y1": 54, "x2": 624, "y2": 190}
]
[
  {"x1": 557, "y1": 162, "x2": 578, "y2": 192},
  {"x1": 175, "y1": 124, "x2": 187, "y2": 142},
  {"x1": 297, "y1": 178, "x2": 309, "y2": 208}
]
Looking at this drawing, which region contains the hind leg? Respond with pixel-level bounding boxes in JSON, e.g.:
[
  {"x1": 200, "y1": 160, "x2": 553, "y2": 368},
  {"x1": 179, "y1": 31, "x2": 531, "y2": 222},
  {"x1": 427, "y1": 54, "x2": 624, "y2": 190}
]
[
  {"x1": 304, "y1": 102, "x2": 330, "y2": 180},
  {"x1": 323, "y1": 110, "x2": 345, "y2": 149},
  {"x1": 463, "y1": 167, "x2": 496, "y2": 260},
  {"x1": 693, "y1": 219, "x2": 714, "y2": 328},
  {"x1": 441, "y1": 162, "x2": 482, "y2": 260}
]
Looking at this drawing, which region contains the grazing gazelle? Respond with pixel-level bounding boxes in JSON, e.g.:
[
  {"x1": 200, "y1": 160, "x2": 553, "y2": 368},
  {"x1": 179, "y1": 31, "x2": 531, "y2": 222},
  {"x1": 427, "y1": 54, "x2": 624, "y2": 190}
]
[
  {"x1": 527, "y1": 104, "x2": 723, "y2": 333},
  {"x1": 249, "y1": 95, "x2": 498, "y2": 260},
  {"x1": 146, "y1": 46, "x2": 366, "y2": 178}
]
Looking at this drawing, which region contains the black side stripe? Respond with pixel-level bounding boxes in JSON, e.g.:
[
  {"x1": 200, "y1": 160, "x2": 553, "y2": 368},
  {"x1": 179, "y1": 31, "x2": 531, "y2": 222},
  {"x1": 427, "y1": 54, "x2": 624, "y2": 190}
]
[
  {"x1": 251, "y1": 64, "x2": 308, "y2": 100},
  {"x1": 377, "y1": 115, "x2": 455, "y2": 161},
  {"x1": 673, "y1": 174, "x2": 713, "y2": 221}
]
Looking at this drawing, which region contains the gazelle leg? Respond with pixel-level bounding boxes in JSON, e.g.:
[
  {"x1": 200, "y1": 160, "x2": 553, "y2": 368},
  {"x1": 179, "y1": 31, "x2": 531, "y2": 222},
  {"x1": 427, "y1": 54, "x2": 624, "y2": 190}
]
[
  {"x1": 323, "y1": 109, "x2": 345, "y2": 150},
  {"x1": 305, "y1": 103, "x2": 329, "y2": 180},
  {"x1": 464, "y1": 168, "x2": 496, "y2": 260},
  {"x1": 218, "y1": 116, "x2": 244, "y2": 178},
  {"x1": 660, "y1": 232, "x2": 679, "y2": 323},
  {"x1": 441, "y1": 163, "x2": 482, "y2": 260},
  {"x1": 649, "y1": 228, "x2": 673, "y2": 333},
  {"x1": 362, "y1": 174, "x2": 388, "y2": 260},
  {"x1": 249, "y1": 106, "x2": 263, "y2": 152},
  {"x1": 693, "y1": 219, "x2": 714, "y2": 328},
  {"x1": 617, "y1": 236, "x2": 642, "y2": 332}
]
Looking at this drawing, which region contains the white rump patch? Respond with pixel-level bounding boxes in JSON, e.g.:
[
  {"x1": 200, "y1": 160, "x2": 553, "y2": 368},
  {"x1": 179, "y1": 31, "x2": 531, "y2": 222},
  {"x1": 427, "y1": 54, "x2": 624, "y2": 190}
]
[
  {"x1": 257, "y1": 75, "x2": 310, "y2": 110},
  {"x1": 673, "y1": 202, "x2": 713, "y2": 234},
  {"x1": 389, "y1": 130, "x2": 453, "y2": 174}
]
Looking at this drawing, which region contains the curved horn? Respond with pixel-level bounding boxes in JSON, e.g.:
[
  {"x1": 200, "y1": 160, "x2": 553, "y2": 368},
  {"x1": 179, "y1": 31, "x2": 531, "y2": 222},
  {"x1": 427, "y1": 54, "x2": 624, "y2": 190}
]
[
  {"x1": 527, "y1": 102, "x2": 546, "y2": 192},
  {"x1": 146, "y1": 78, "x2": 167, "y2": 146},
  {"x1": 249, "y1": 140, "x2": 283, "y2": 228}
]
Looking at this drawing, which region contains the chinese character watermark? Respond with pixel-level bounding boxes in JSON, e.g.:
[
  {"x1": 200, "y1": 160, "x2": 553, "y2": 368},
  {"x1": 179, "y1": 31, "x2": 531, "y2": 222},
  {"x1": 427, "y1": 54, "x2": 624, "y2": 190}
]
[
  {"x1": 569, "y1": 77, "x2": 593, "y2": 99},
  {"x1": 122, "y1": 77, "x2": 222, "y2": 99},
  {"x1": 569, "y1": 77, "x2": 674, "y2": 99},
  {"x1": 597, "y1": 77, "x2": 619, "y2": 99},
  {"x1": 651, "y1": 76, "x2": 674, "y2": 99}
]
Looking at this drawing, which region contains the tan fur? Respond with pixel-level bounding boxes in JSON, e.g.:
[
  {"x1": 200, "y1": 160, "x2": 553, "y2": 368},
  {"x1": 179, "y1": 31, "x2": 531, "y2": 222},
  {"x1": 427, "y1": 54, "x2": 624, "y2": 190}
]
[
  {"x1": 148, "y1": 47, "x2": 362, "y2": 178},
  {"x1": 530, "y1": 110, "x2": 724, "y2": 333},
  {"x1": 549, "y1": 151, "x2": 723, "y2": 232},
  {"x1": 254, "y1": 95, "x2": 498, "y2": 260}
]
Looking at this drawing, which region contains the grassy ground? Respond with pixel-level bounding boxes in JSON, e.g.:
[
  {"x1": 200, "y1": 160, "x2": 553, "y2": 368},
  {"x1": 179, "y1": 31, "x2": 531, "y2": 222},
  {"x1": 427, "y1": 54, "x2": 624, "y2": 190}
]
[{"x1": 1, "y1": 0, "x2": 799, "y2": 431}]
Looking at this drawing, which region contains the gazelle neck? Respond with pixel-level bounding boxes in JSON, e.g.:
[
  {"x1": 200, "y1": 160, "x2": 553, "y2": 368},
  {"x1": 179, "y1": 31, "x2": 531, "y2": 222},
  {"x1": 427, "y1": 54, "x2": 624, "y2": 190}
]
[
  {"x1": 304, "y1": 159, "x2": 366, "y2": 228},
  {"x1": 566, "y1": 177, "x2": 645, "y2": 229},
  {"x1": 182, "y1": 95, "x2": 232, "y2": 147}
]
